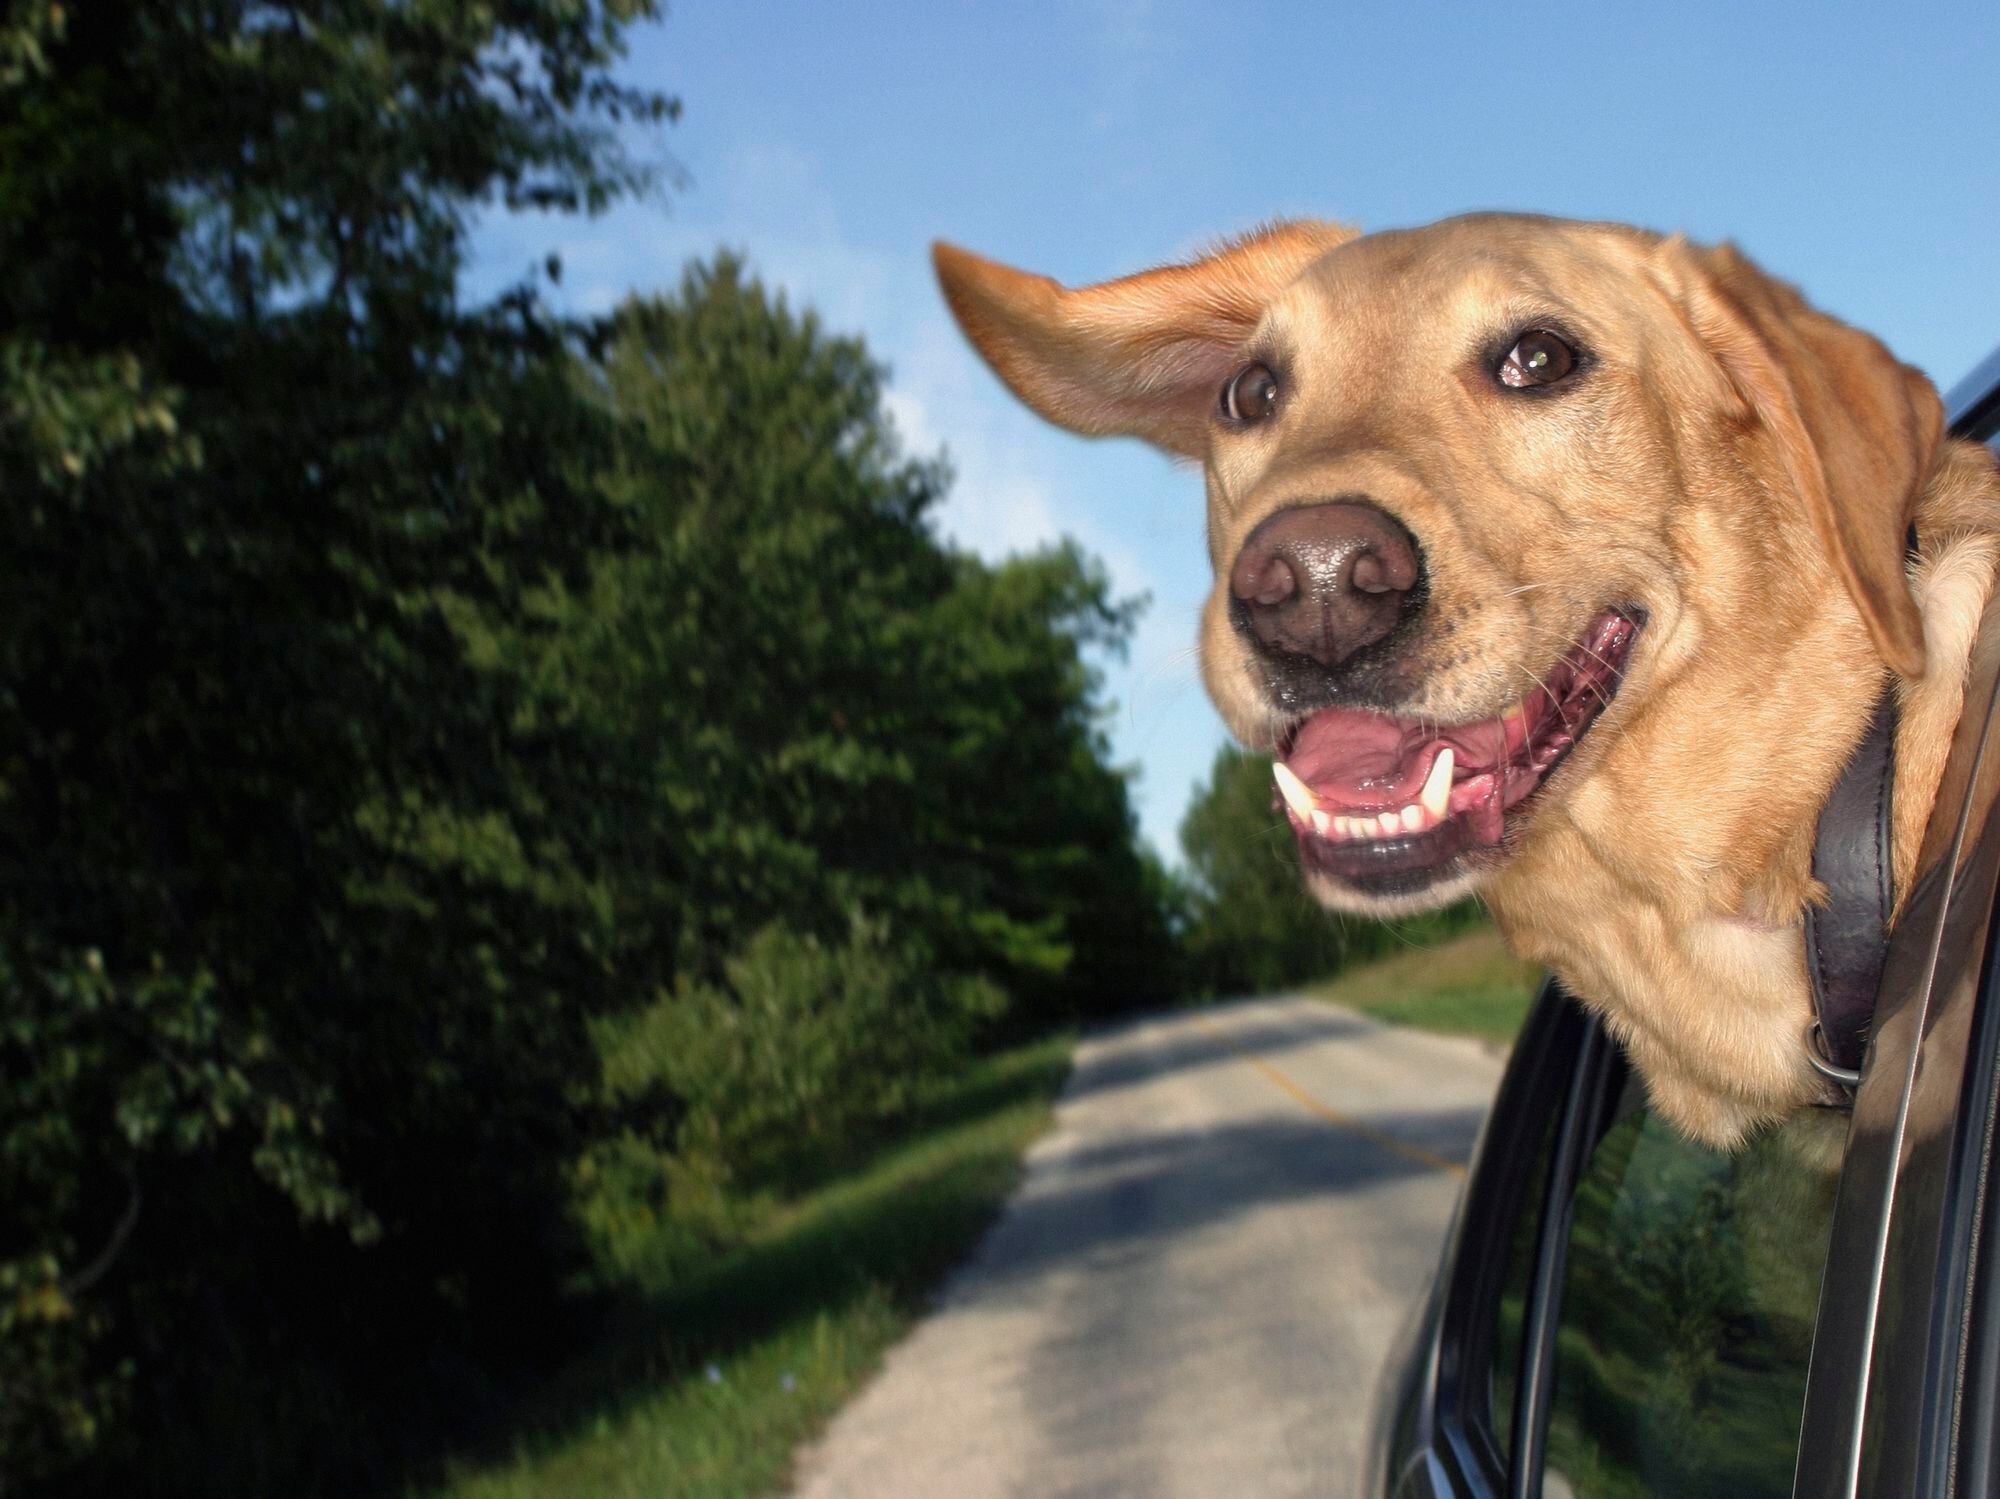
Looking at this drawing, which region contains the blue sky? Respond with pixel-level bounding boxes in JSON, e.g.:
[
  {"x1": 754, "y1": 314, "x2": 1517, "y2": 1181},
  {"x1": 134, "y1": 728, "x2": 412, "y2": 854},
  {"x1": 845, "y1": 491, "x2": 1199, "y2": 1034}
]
[{"x1": 470, "y1": 1, "x2": 2000, "y2": 863}]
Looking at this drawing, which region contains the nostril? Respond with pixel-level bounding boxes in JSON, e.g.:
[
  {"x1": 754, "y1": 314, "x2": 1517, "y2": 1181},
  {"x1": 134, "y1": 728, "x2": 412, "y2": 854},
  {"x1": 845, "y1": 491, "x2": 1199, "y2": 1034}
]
[
  {"x1": 1349, "y1": 551, "x2": 1392, "y2": 595},
  {"x1": 1346, "y1": 541, "x2": 1419, "y2": 596},
  {"x1": 1236, "y1": 554, "x2": 1297, "y2": 608}
]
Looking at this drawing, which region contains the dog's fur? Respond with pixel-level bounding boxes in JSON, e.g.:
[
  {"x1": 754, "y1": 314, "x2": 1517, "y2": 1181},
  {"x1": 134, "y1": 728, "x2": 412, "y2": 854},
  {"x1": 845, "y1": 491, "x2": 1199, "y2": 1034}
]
[{"x1": 934, "y1": 213, "x2": 2000, "y2": 1148}]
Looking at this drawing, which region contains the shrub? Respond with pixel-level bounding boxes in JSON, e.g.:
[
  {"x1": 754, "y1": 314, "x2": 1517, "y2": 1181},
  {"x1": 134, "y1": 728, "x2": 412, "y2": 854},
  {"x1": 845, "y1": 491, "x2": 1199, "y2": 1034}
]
[{"x1": 578, "y1": 916, "x2": 1005, "y2": 1280}]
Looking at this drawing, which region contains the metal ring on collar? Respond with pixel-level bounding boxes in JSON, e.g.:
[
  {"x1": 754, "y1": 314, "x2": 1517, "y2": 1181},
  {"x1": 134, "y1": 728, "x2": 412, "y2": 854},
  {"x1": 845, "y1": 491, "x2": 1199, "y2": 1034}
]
[{"x1": 1806, "y1": 1018, "x2": 1863, "y2": 1090}]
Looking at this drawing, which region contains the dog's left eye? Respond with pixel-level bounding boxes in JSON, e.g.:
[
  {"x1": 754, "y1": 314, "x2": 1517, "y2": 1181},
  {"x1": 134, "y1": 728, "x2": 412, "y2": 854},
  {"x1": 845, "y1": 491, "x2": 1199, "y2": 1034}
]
[
  {"x1": 1220, "y1": 362, "x2": 1280, "y2": 424},
  {"x1": 1498, "y1": 329, "x2": 1579, "y2": 388}
]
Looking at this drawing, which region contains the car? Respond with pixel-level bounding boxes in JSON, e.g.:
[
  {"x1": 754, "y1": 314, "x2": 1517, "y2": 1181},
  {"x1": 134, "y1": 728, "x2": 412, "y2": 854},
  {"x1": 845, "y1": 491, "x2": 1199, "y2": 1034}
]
[{"x1": 1374, "y1": 345, "x2": 2000, "y2": 1499}]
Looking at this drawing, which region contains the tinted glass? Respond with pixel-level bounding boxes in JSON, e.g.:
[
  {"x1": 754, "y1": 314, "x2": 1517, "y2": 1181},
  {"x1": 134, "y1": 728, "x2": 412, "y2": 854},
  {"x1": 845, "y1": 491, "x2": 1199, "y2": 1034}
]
[
  {"x1": 1488, "y1": 1112, "x2": 1554, "y2": 1468},
  {"x1": 1543, "y1": 1078, "x2": 1844, "y2": 1498}
]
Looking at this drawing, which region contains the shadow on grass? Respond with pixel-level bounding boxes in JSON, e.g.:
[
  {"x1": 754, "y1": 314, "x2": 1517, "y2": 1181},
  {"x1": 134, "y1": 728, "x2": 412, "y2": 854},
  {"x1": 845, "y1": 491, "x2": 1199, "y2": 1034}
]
[{"x1": 414, "y1": 1032, "x2": 1075, "y2": 1492}]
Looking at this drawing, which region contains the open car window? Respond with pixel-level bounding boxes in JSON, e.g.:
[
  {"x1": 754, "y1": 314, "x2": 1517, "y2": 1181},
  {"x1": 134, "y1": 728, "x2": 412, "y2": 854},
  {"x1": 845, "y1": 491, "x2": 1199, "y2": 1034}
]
[{"x1": 1538, "y1": 1067, "x2": 1845, "y2": 1499}]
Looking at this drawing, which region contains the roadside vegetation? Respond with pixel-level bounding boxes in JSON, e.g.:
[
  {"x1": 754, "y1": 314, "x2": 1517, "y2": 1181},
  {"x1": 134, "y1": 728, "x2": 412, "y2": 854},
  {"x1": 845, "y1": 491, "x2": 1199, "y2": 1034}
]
[
  {"x1": 1314, "y1": 926, "x2": 1542, "y2": 1045},
  {"x1": 428, "y1": 1033, "x2": 1072, "y2": 1499}
]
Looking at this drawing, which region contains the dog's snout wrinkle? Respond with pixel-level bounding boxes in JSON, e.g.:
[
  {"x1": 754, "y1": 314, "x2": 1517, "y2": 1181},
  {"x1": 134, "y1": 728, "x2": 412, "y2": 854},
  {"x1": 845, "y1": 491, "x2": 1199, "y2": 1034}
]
[{"x1": 1231, "y1": 501, "x2": 1423, "y2": 672}]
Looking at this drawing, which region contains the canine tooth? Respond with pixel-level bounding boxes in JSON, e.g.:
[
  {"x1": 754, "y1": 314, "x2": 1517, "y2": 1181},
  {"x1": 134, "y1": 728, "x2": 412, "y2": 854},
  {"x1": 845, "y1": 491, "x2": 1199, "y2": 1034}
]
[
  {"x1": 1311, "y1": 809, "x2": 1332, "y2": 837},
  {"x1": 1273, "y1": 762, "x2": 1318, "y2": 821},
  {"x1": 1400, "y1": 804, "x2": 1425, "y2": 834},
  {"x1": 1421, "y1": 747, "x2": 1455, "y2": 820}
]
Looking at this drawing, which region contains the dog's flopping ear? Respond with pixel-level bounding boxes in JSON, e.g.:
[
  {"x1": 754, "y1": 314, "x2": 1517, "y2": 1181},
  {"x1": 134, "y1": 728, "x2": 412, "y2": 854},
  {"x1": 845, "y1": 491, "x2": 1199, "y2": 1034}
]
[
  {"x1": 1653, "y1": 239, "x2": 1944, "y2": 679},
  {"x1": 931, "y1": 221, "x2": 1356, "y2": 459}
]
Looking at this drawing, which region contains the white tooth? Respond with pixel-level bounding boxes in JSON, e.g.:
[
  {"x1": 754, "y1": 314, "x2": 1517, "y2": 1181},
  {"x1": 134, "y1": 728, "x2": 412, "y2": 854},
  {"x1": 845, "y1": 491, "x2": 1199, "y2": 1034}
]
[
  {"x1": 1311, "y1": 809, "x2": 1332, "y2": 837},
  {"x1": 1334, "y1": 815, "x2": 1357, "y2": 840},
  {"x1": 1273, "y1": 762, "x2": 1318, "y2": 822},
  {"x1": 1421, "y1": 747, "x2": 1455, "y2": 820},
  {"x1": 1400, "y1": 804, "x2": 1425, "y2": 834},
  {"x1": 1366, "y1": 813, "x2": 1391, "y2": 839}
]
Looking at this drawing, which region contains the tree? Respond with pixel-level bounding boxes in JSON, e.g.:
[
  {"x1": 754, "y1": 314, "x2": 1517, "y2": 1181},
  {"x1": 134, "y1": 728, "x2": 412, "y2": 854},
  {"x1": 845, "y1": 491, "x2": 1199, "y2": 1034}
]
[
  {"x1": 534, "y1": 263, "x2": 1179, "y2": 1278},
  {"x1": 548, "y1": 261, "x2": 1176, "y2": 1027},
  {"x1": 0, "y1": 4, "x2": 673, "y2": 1490}
]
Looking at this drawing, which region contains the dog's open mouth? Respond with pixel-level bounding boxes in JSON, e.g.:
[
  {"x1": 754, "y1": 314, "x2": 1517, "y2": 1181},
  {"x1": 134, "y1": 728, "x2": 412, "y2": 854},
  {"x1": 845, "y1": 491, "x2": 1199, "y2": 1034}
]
[{"x1": 1272, "y1": 608, "x2": 1642, "y2": 890}]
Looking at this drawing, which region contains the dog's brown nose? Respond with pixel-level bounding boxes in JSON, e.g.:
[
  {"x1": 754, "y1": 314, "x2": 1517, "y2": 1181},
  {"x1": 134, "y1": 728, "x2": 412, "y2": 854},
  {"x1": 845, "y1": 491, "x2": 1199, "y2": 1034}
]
[{"x1": 1230, "y1": 502, "x2": 1423, "y2": 669}]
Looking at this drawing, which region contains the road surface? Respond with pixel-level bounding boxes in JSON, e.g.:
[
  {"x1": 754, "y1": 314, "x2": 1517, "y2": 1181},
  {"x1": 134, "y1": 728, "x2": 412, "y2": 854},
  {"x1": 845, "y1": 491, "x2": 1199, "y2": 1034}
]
[{"x1": 790, "y1": 993, "x2": 1508, "y2": 1498}]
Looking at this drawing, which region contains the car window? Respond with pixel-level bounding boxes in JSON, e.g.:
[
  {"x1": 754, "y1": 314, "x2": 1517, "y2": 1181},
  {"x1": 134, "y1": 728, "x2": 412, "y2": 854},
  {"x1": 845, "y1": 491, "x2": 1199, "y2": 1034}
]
[{"x1": 1541, "y1": 1072, "x2": 1846, "y2": 1499}]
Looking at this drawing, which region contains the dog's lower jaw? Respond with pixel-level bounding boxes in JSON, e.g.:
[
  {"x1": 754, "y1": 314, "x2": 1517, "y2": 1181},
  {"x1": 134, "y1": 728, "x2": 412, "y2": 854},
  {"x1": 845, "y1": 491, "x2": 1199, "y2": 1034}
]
[{"x1": 1299, "y1": 860, "x2": 1490, "y2": 920}]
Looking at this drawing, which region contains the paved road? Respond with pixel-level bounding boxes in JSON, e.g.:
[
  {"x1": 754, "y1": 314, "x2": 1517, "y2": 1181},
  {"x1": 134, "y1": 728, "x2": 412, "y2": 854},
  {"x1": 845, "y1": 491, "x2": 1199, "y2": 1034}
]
[{"x1": 790, "y1": 994, "x2": 1508, "y2": 1499}]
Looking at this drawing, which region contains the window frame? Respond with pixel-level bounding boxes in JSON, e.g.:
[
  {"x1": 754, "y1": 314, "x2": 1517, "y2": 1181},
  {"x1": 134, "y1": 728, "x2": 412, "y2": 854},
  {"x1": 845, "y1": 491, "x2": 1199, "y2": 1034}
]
[{"x1": 1425, "y1": 978, "x2": 1615, "y2": 1497}]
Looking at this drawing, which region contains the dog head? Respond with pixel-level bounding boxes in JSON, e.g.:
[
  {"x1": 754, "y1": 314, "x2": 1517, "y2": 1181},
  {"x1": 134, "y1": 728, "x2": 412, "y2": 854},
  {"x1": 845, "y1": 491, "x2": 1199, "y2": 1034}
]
[{"x1": 934, "y1": 214, "x2": 1943, "y2": 921}]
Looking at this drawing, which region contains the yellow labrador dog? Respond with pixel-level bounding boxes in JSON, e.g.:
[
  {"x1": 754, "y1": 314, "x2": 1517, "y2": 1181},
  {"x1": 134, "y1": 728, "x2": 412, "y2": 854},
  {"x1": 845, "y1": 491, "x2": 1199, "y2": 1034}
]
[{"x1": 934, "y1": 214, "x2": 2000, "y2": 1148}]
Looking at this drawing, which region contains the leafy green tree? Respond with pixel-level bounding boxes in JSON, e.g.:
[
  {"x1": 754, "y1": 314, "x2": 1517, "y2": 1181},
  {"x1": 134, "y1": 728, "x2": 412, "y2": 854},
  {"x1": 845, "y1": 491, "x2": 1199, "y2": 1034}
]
[
  {"x1": 542, "y1": 261, "x2": 1177, "y2": 1025},
  {"x1": 0, "y1": 3, "x2": 671, "y2": 1490},
  {"x1": 516, "y1": 263, "x2": 1179, "y2": 1297}
]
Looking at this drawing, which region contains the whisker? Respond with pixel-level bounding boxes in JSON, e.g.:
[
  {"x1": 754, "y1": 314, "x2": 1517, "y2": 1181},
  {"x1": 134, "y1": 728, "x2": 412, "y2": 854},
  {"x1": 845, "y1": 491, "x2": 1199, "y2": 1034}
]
[{"x1": 1507, "y1": 620, "x2": 1628, "y2": 681}]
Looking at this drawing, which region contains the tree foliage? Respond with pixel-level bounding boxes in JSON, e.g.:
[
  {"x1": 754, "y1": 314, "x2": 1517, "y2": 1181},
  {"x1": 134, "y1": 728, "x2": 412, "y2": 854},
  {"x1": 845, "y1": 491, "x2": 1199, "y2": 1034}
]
[
  {"x1": 0, "y1": 1, "x2": 673, "y2": 1489},
  {"x1": 536, "y1": 261, "x2": 1176, "y2": 1291},
  {"x1": 548, "y1": 261, "x2": 1176, "y2": 1024},
  {"x1": 0, "y1": 7, "x2": 1175, "y2": 1492}
]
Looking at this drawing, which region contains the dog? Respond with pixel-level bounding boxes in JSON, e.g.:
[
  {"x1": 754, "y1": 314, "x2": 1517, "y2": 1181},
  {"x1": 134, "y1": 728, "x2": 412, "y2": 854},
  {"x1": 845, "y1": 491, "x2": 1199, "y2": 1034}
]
[{"x1": 933, "y1": 213, "x2": 2000, "y2": 1148}]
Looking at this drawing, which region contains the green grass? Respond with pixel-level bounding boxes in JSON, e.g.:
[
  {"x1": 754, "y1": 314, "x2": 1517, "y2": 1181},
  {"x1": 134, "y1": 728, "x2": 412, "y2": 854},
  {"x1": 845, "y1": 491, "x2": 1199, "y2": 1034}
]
[
  {"x1": 1312, "y1": 924, "x2": 1542, "y2": 1044},
  {"x1": 421, "y1": 1032, "x2": 1073, "y2": 1499}
]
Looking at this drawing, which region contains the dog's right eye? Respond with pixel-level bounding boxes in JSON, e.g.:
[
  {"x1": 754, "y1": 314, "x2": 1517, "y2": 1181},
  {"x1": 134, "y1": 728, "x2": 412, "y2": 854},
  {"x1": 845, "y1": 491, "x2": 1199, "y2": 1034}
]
[
  {"x1": 1498, "y1": 329, "x2": 1580, "y2": 389},
  {"x1": 1220, "y1": 362, "x2": 1280, "y2": 424}
]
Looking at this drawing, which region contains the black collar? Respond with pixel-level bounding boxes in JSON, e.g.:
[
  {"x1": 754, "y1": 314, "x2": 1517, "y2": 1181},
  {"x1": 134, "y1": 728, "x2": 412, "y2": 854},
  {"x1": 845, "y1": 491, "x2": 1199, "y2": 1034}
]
[
  {"x1": 1805, "y1": 524, "x2": 1919, "y2": 1087},
  {"x1": 1805, "y1": 680, "x2": 1897, "y2": 1085},
  {"x1": 1800, "y1": 527, "x2": 1920, "y2": 1095}
]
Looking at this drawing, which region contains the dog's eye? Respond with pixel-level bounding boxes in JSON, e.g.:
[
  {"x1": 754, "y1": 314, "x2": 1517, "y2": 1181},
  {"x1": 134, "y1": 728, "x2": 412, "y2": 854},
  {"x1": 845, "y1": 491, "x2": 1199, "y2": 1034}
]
[
  {"x1": 1220, "y1": 362, "x2": 1280, "y2": 424},
  {"x1": 1499, "y1": 330, "x2": 1579, "y2": 388}
]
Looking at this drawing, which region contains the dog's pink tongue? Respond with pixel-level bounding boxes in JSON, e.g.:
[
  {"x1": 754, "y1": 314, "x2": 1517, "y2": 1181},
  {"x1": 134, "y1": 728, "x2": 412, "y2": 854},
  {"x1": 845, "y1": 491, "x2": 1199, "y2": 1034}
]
[
  {"x1": 1283, "y1": 708, "x2": 1437, "y2": 810},
  {"x1": 1284, "y1": 707, "x2": 1516, "y2": 841}
]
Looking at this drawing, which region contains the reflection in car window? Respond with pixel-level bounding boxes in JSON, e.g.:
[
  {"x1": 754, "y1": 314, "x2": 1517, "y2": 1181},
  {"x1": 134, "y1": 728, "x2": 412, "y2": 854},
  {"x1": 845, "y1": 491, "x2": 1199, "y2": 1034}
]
[{"x1": 1543, "y1": 1075, "x2": 1845, "y2": 1498}]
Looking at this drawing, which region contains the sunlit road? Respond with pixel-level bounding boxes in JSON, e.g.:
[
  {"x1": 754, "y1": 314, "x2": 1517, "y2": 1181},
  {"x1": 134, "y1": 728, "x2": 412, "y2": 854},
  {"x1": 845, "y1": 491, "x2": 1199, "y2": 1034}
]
[{"x1": 789, "y1": 994, "x2": 1507, "y2": 1499}]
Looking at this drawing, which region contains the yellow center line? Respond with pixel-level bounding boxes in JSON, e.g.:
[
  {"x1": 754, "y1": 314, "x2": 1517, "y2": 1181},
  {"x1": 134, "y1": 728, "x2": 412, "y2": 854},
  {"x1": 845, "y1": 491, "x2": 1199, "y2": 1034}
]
[{"x1": 1190, "y1": 1010, "x2": 1467, "y2": 1179}]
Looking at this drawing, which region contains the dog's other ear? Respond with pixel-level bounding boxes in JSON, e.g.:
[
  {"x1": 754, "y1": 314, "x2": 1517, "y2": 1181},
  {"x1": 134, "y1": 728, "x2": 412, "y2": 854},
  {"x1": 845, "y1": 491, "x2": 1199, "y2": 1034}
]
[
  {"x1": 931, "y1": 221, "x2": 1355, "y2": 459},
  {"x1": 1656, "y1": 239, "x2": 1944, "y2": 679}
]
